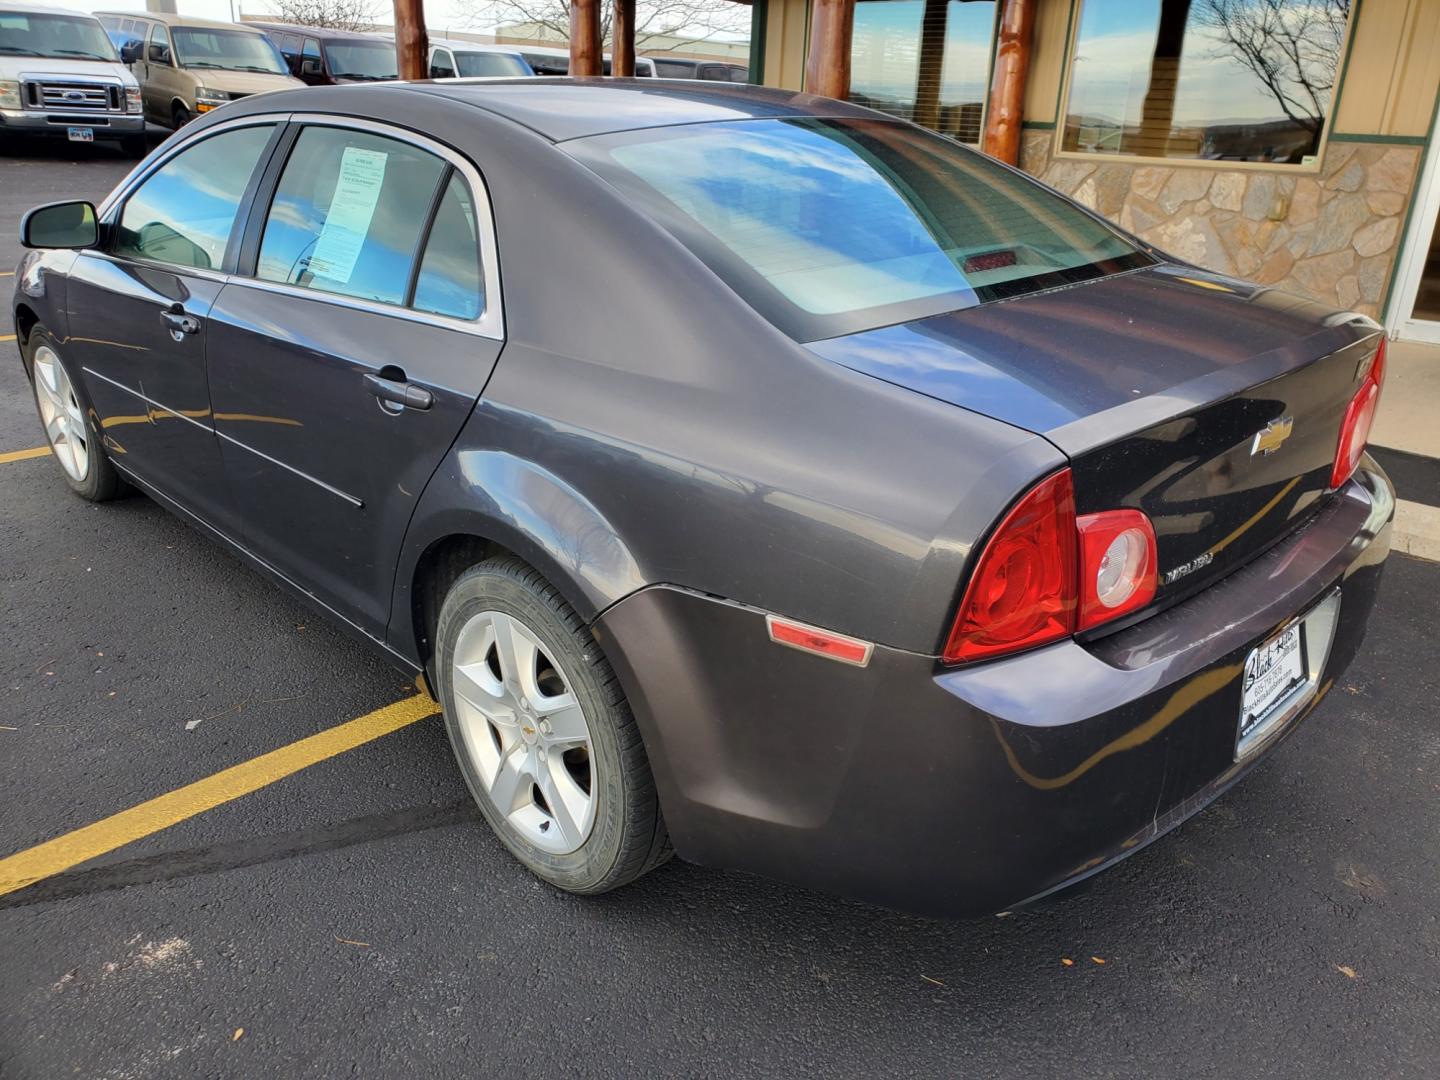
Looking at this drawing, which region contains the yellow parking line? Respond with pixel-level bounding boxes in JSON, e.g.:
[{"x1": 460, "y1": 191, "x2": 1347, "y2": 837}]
[
  {"x1": 0, "y1": 694, "x2": 439, "y2": 898},
  {"x1": 0, "y1": 446, "x2": 50, "y2": 465},
  {"x1": 1, "y1": 334, "x2": 15, "y2": 342}
]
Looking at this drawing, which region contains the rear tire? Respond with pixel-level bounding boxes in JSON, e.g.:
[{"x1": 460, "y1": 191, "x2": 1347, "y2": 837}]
[
  {"x1": 435, "y1": 556, "x2": 671, "y2": 894},
  {"x1": 23, "y1": 327, "x2": 125, "y2": 502}
]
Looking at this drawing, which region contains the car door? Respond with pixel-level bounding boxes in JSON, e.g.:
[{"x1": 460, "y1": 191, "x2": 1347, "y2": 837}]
[
  {"x1": 141, "y1": 23, "x2": 173, "y2": 121},
  {"x1": 205, "y1": 120, "x2": 503, "y2": 637},
  {"x1": 64, "y1": 120, "x2": 282, "y2": 535}
]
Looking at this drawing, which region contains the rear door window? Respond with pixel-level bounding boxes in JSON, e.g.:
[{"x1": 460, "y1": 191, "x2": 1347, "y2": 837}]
[
  {"x1": 412, "y1": 173, "x2": 484, "y2": 320},
  {"x1": 256, "y1": 126, "x2": 446, "y2": 306},
  {"x1": 113, "y1": 124, "x2": 276, "y2": 270}
]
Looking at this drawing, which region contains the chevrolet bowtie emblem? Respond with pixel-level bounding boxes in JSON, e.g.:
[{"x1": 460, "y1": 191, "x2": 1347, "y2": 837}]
[{"x1": 1251, "y1": 416, "x2": 1294, "y2": 456}]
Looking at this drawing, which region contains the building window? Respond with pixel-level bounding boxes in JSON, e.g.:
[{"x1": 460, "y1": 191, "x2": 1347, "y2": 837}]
[
  {"x1": 1060, "y1": 0, "x2": 1353, "y2": 166},
  {"x1": 849, "y1": 0, "x2": 998, "y2": 145}
]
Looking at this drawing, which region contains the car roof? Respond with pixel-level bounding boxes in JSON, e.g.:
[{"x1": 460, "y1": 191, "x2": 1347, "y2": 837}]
[
  {"x1": 399, "y1": 78, "x2": 879, "y2": 142},
  {"x1": 430, "y1": 37, "x2": 524, "y2": 54},
  {"x1": 93, "y1": 10, "x2": 265, "y2": 31},
  {"x1": 2, "y1": 1, "x2": 102, "y2": 13},
  {"x1": 247, "y1": 21, "x2": 393, "y2": 42}
]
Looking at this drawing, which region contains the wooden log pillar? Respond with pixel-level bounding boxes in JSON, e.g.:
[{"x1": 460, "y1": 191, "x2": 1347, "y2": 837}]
[
  {"x1": 803, "y1": 0, "x2": 854, "y2": 100},
  {"x1": 392, "y1": 0, "x2": 428, "y2": 81},
  {"x1": 570, "y1": 0, "x2": 603, "y2": 77},
  {"x1": 982, "y1": 0, "x2": 1036, "y2": 165},
  {"x1": 613, "y1": 0, "x2": 635, "y2": 77}
]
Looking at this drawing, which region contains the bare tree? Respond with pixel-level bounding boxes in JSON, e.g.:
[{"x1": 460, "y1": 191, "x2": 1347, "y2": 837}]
[
  {"x1": 463, "y1": 0, "x2": 749, "y2": 50},
  {"x1": 267, "y1": 0, "x2": 384, "y2": 31},
  {"x1": 1194, "y1": 0, "x2": 1350, "y2": 137}
]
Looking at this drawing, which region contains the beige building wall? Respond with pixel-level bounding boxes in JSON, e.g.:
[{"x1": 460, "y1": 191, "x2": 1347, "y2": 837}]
[
  {"x1": 1017, "y1": 0, "x2": 1440, "y2": 321},
  {"x1": 758, "y1": 0, "x2": 1440, "y2": 321}
]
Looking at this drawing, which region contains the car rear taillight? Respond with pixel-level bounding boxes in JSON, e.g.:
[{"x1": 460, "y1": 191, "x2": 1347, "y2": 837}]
[
  {"x1": 943, "y1": 470, "x2": 1161, "y2": 664},
  {"x1": 1075, "y1": 510, "x2": 1157, "y2": 631},
  {"x1": 942, "y1": 469, "x2": 1078, "y2": 664},
  {"x1": 1331, "y1": 337, "x2": 1387, "y2": 490}
]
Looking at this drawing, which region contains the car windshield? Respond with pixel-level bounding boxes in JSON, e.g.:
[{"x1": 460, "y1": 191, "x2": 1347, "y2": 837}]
[
  {"x1": 324, "y1": 40, "x2": 396, "y2": 80},
  {"x1": 0, "y1": 11, "x2": 117, "y2": 61},
  {"x1": 173, "y1": 28, "x2": 286, "y2": 73},
  {"x1": 455, "y1": 50, "x2": 529, "y2": 77},
  {"x1": 572, "y1": 117, "x2": 1152, "y2": 341}
]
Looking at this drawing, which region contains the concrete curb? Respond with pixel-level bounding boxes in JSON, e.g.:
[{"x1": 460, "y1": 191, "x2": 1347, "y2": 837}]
[{"x1": 1393, "y1": 499, "x2": 1440, "y2": 562}]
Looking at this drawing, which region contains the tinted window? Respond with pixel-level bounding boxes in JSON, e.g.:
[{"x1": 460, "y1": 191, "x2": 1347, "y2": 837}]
[
  {"x1": 114, "y1": 125, "x2": 275, "y2": 270},
  {"x1": 277, "y1": 33, "x2": 300, "y2": 64},
  {"x1": 302, "y1": 37, "x2": 321, "y2": 62},
  {"x1": 653, "y1": 60, "x2": 693, "y2": 78},
  {"x1": 148, "y1": 23, "x2": 170, "y2": 63},
  {"x1": 325, "y1": 41, "x2": 397, "y2": 80},
  {"x1": 454, "y1": 50, "x2": 530, "y2": 77},
  {"x1": 430, "y1": 47, "x2": 455, "y2": 78},
  {"x1": 257, "y1": 127, "x2": 446, "y2": 306},
  {"x1": 576, "y1": 117, "x2": 1149, "y2": 340},
  {"x1": 1061, "y1": 0, "x2": 1350, "y2": 165},
  {"x1": 413, "y1": 174, "x2": 484, "y2": 320}
]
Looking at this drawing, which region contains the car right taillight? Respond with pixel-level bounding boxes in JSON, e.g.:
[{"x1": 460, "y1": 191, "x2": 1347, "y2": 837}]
[
  {"x1": 942, "y1": 469, "x2": 1078, "y2": 664},
  {"x1": 1331, "y1": 336, "x2": 1387, "y2": 490}
]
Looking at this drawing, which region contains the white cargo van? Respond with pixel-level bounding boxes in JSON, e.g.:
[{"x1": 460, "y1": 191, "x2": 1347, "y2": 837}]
[{"x1": 0, "y1": 1, "x2": 145, "y2": 155}]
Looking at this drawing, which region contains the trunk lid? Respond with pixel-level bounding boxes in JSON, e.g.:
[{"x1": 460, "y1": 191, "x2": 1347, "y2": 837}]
[{"x1": 807, "y1": 264, "x2": 1383, "y2": 604}]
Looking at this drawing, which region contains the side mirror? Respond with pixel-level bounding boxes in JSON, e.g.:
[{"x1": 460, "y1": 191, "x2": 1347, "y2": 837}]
[
  {"x1": 300, "y1": 58, "x2": 322, "y2": 77},
  {"x1": 120, "y1": 40, "x2": 142, "y2": 63},
  {"x1": 148, "y1": 44, "x2": 171, "y2": 65},
  {"x1": 20, "y1": 201, "x2": 98, "y2": 250}
]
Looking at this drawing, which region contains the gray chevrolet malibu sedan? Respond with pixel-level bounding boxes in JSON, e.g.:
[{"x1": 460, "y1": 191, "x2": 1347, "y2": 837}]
[{"x1": 11, "y1": 81, "x2": 1393, "y2": 916}]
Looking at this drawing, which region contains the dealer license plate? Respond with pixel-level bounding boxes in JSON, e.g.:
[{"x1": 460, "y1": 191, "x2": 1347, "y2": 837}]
[
  {"x1": 67, "y1": 127, "x2": 94, "y2": 143},
  {"x1": 1237, "y1": 623, "x2": 1306, "y2": 756}
]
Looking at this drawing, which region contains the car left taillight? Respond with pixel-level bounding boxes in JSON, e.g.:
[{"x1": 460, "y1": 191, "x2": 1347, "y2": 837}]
[
  {"x1": 942, "y1": 469, "x2": 1160, "y2": 664},
  {"x1": 1331, "y1": 336, "x2": 1387, "y2": 490},
  {"x1": 942, "y1": 469, "x2": 1078, "y2": 664}
]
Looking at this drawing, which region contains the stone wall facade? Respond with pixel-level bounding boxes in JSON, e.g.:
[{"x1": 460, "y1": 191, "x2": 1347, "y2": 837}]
[{"x1": 1018, "y1": 130, "x2": 1422, "y2": 320}]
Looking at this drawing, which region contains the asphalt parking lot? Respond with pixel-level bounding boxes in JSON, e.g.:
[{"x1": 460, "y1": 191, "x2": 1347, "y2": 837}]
[{"x1": 3, "y1": 142, "x2": 1440, "y2": 1080}]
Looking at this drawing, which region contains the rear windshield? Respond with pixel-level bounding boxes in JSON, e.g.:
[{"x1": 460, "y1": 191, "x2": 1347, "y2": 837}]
[{"x1": 570, "y1": 117, "x2": 1151, "y2": 341}]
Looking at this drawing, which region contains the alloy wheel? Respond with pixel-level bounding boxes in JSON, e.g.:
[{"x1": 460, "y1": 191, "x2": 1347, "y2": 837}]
[
  {"x1": 32, "y1": 345, "x2": 90, "y2": 483},
  {"x1": 450, "y1": 609, "x2": 597, "y2": 854}
]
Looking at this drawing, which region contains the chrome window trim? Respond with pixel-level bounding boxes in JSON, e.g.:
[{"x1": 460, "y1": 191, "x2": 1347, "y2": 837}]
[{"x1": 96, "y1": 111, "x2": 505, "y2": 342}]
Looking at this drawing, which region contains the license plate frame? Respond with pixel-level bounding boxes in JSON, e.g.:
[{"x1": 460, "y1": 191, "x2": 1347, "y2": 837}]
[
  {"x1": 66, "y1": 127, "x2": 94, "y2": 143},
  {"x1": 1235, "y1": 590, "x2": 1342, "y2": 760}
]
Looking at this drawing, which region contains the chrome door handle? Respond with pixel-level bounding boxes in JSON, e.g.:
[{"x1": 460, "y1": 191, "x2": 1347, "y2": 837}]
[
  {"x1": 363, "y1": 372, "x2": 433, "y2": 411},
  {"x1": 160, "y1": 305, "x2": 201, "y2": 336}
]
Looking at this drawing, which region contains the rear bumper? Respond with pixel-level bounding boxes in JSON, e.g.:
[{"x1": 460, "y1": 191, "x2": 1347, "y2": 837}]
[
  {"x1": 0, "y1": 110, "x2": 144, "y2": 137},
  {"x1": 595, "y1": 463, "x2": 1394, "y2": 916}
]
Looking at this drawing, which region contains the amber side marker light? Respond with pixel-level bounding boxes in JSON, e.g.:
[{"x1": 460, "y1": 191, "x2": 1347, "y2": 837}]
[{"x1": 766, "y1": 615, "x2": 874, "y2": 667}]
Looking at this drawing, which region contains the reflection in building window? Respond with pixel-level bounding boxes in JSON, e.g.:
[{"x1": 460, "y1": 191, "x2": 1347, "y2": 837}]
[
  {"x1": 1061, "y1": 0, "x2": 1352, "y2": 166},
  {"x1": 849, "y1": 0, "x2": 998, "y2": 145}
]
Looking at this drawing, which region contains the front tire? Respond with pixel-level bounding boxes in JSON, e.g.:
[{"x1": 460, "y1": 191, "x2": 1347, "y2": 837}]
[
  {"x1": 24, "y1": 329, "x2": 124, "y2": 502},
  {"x1": 171, "y1": 104, "x2": 190, "y2": 130},
  {"x1": 435, "y1": 556, "x2": 671, "y2": 894}
]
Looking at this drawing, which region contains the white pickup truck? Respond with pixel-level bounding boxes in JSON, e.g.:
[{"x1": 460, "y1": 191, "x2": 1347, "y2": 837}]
[{"x1": 1, "y1": 1, "x2": 145, "y2": 156}]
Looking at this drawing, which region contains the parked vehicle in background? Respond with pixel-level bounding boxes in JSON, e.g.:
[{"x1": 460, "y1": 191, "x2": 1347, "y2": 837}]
[
  {"x1": 249, "y1": 22, "x2": 397, "y2": 85},
  {"x1": 0, "y1": 1, "x2": 145, "y2": 155},
  {"x1": 427, "y1": 39, "x2": 531, "y2": 80},
  {"x1": 96, "y1": 11, "x2": 302, "y2": 129},
  {"x1": 644, "y1": 56, "x2": 748, "y2": 82},
  {"x1": 12, "y1": 82, "x2": 1394, "y2": 917},
  {"x1": 514, "y1": 44, "x2": 651, "y2": 77}
]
